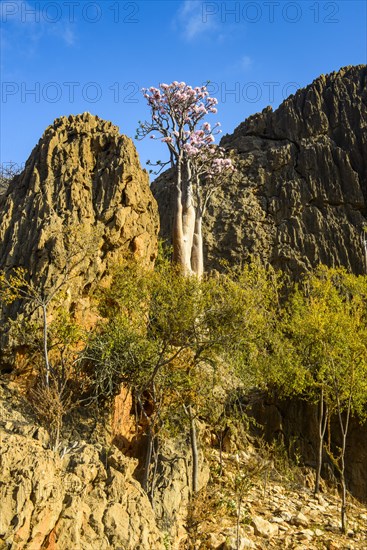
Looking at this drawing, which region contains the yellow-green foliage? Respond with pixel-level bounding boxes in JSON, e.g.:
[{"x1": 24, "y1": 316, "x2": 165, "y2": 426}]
[
  {"x1": 0, "y1": 267, "x2": 32, "y2": 304},
  {"x1": 87, "y1": 258, "x2": 280, "y2": 406},
  {"x1": 277, "y1": 266, "x2": 367, "y2": 417}
]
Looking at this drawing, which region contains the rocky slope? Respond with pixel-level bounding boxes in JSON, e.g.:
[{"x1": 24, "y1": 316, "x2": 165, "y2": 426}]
[
  {"x1": 251, "y1": 393, "x2": 367, "y2": 503},
  {"x1": 0, "y1": 382, "x2": 164, "y2": 550},
  {"x1": 0, "y1": 113, "x2": 159, "y2": 369},
  {"x1": 190, "y1": 445, "x2": 367, "y2": 549},
  {"x1": 1, "y1": 382, "x2": 367, "y2": 550},
  {"x1": 153, "y1": 65, "x2": 367, "y2": 276},
  {"x1": 0, "y1": 380, "x2": 209, "y2": 550}
]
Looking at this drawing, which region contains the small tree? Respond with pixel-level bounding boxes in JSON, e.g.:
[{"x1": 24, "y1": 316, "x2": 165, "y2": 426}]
[
  {"x1": 137, "y1": 82, "x2": 234, "y2": 276},
  {"x1": 279, "y1": 267, "x2": 367, "y2": 532},
  {"x1": 0, "y1": 223, "x2": 101, "y2": 386},
  {"x1": 361, "y1": 224, "x2": 367, "y2": 273},
  {"x1": 0, "y1": 161, "x2": 22, "y2": 193},
  {"x1": 0, "y1": 276, "x2": 85, "y2": 450},
  {"x1": 86, "y1": 257, "x2": 279, "y2": 499},
  {"x1": 0, "y1": 266, "x2": 54, "y2": 386}
]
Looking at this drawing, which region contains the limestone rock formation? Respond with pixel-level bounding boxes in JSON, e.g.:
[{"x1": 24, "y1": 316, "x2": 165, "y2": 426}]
[
  {"x1": 150, "y1": 435, "x2": 210, "y2": 545},
  {"x1": 112, "y1": 391, "x2": 210, "y2": 546},
  {"x1": 250, "y1": 393, "x2": 367, "y2": 502},
  {"x1": 0, "y1": 382, "x2": 164, "y2": 550},
  {"x1": 2, "y1": 380, "x2": 367, "y2": 550},
  {"x1": 0, "y1": 114, "x2": 210, "y2": 548},
  {"x1": 0, "y1": 113, "x2": 159, "y2": 366},
  {"x1": 153, "y1": 65, "x2": 367, "y2": 276}
]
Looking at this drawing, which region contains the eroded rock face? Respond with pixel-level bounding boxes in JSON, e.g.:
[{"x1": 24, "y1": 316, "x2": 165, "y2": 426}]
[
  {"x1": 219, "y1": 64, "x2": 367, "y2": 275},
  {"x1": 0, "y1": 381, "x2": 210, "y2": 549},
  {"x1": 150, "y1": 436, "x2": 210, "y2": 545},
  {"x1": 251, "y1": 393, "x2": 367, "y2": 503},
  {"x1": 154, "y1": 65, "x2": 367, "y2": 276},
  {"x1": 0, "y1": 113, "x2": 159, "y2": 366},
  {"x1": 0, "y1": 383, "x2": 164, "y2": 550}
]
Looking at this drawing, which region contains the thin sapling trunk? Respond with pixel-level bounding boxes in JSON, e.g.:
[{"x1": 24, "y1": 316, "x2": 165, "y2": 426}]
[
  {"x1": 185, "y1": 404, "x2": 199, "y2": 495},
  {"x1": 315, "y1": 387, "x2": 328, "y2": 495},
  {"x1": 42, "y1": 302, "x2": 51, "y2": 387}
]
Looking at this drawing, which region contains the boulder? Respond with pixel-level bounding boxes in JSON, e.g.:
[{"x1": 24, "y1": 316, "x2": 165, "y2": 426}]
[{"x1": 251, "y1": 515, "x2": 279, "y2": 538}]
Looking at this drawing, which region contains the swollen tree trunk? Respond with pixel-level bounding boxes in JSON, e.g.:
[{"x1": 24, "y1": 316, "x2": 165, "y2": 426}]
[
  {"x1": 172, "y1": 160, "x2": 195, "y2": 274},
  {"x1": 182, "y1": 161, "x2": 195, "y2": 267},
  {"x1": 182, "y1": 196, "x2": 195, "y2": 273},
  {"x1": 173, "y1": 159, "x2": 187, "y2": 270},
  {"x1": 315, "y1": 388, "x2": 328, "y2": 495},
  {"x1": 172, "y1": 158, "x2": 204, "y2": 276},
  {"x1": 191, "y1": 214, "x2": 204, "y2": 277}
]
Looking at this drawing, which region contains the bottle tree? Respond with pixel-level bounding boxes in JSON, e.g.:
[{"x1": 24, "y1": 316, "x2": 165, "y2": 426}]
[{"x1": 137, "y1": 82, "x2": 234, "y2": 276}]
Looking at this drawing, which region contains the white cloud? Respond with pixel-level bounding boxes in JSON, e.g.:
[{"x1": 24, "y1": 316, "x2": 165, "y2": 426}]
[
  {"x1": 222, "y1": 54, "x2": 254, "y2": 78},
  {"x1": 62, "y1": 27, "x2": 75, "y2": 47},
  {"x1": 176, "y1": 0, "x2": 218, "y2": 41},
  {"x1": 1, "y1": 0, "x2": 76, "y2": 50},
  {"x1": 240, "y1": 55, "x2": 253, "y2": 70},
  {"x1": 49, "y1": 22, "x2": 76, "y2": 47}
]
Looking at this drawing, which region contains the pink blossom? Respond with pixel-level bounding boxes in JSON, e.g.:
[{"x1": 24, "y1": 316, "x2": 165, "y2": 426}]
[{"x1": 139, "y1": 80, "x2": 234, "y2": 181}]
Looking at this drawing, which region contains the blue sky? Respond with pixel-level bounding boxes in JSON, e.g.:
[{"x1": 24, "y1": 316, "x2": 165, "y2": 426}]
[{"x1": 1, "y1": 0, "x2": 366, "y2": 177}]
